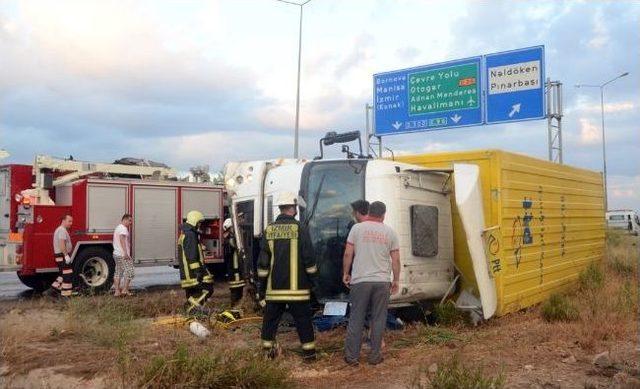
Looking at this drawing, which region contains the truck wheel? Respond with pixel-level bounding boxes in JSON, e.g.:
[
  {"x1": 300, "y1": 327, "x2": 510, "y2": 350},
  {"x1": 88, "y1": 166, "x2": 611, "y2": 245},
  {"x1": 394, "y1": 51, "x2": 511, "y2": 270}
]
[
  {"x1": 16, "y1": 273, "x2": 57, "y2": 292},
  {"x1": 73, "y1": 247, "x2": 115, "y2": 292}
]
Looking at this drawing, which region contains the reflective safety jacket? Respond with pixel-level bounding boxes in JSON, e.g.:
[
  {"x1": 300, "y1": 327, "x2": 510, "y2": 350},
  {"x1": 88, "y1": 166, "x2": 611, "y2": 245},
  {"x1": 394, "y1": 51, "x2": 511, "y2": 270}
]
[
  {"x1": 228, "y1": 236, "x2": 246, "y2": 290},
  {"x1": 178, "y1": 223, "x2": 214, "y2": 288},
  {"x1": 257, "y1": 214, "x2": 317, "y2": 302}
]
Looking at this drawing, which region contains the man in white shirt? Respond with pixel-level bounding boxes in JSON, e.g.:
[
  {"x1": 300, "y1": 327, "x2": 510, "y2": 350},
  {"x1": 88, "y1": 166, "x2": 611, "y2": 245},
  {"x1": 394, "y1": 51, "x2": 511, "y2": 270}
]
[
  {"x1": 113, "y1": 214, "x2": 133, "y2": 296},
  {"x1": 45, "y1": 214, "x2": 74, "y2": 298}
]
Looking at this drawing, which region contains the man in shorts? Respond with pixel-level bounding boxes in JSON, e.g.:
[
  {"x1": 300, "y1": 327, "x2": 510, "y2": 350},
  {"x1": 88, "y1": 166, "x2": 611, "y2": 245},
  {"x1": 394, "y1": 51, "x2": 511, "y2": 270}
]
[{"x1": 113, "y1": 214, "x2": 134, "y2": 296}]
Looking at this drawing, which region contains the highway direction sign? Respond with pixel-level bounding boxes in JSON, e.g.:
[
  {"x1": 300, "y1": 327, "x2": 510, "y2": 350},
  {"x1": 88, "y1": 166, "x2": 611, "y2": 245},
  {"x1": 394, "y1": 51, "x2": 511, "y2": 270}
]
[
  {"x1": 374, "y1": 56, "x2": 483, "y2": 136},
  {"x1": 485, "y1": 46, "x2": 545, "y2": 124}
]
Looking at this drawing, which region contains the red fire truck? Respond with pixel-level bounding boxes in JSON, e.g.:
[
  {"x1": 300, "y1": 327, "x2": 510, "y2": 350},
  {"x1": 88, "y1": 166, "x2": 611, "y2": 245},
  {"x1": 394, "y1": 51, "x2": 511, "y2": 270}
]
[{"x1": 0, "y1": 156, "x2": 225, "y2": 291}]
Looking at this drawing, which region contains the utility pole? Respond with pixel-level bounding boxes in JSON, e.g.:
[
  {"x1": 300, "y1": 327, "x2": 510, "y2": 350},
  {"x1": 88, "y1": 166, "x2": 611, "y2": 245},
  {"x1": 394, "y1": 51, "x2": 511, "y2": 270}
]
[
  {"x1": 576, "y1": 71, "x2": 629, "y2": 211},
  {"x1": 276, "y1": 0, "x2": 312, "y2": 159}
]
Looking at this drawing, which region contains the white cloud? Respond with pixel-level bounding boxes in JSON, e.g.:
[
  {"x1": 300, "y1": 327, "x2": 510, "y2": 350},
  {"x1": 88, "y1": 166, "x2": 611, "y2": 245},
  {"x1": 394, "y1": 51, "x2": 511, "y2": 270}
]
[
  {"x1": 1, "y1": 0, "x2": 639, "y2": 211},
  {"x1": 609, "y1": 174, "x2": 640, "y2": 210},
  {"x1": 570, "y1": 99, "x2": 635, "y2": 114},
  {"x1": 578, "y1": 118, "x2": 601, "y2": 145},
  {"x1": 587, "y1": 9, "x2": 609, "y2": 49}
]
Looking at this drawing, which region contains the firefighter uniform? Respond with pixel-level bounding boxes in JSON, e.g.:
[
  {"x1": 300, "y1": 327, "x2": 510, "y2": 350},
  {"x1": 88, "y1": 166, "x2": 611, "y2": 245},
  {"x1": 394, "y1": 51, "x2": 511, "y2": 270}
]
[
  {"x1": 178, "y1": 210, "x2": 214, "y2": 317},
  {"x1": 224, "y1": 218, "x2": 245, "y2": 303},
  {"x1": 258, "y1": 193, "x2": 318, "y2": 361},
  {"x1": 52, "y1": 253, "x2": 74, "y2": 297},
  {"x1": 50, "y1": 224, "x2": 74, "y2": 298}
]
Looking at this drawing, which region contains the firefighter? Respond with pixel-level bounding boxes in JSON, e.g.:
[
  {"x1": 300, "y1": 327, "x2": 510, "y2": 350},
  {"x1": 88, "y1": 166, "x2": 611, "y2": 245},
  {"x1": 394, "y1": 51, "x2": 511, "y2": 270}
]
[
  {"x1": 257, "y1": 192, "x2": 318, "y2": 362},
  {"x1": 178, "y1": 210, "x2": 214, "y2": 318},
  {"x1": 223, "y1": 218, "x2": 246, "y2": 304},
  {"x1": 45, "y1": 214, "x2": 75, "y2": 299}
]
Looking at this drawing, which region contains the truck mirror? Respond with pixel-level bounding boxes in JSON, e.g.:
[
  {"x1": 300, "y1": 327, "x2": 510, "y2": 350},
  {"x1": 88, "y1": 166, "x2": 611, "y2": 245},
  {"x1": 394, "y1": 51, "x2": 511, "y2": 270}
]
[{"x1": 322, "y1": 131, "x2": 338, "y2": 146}]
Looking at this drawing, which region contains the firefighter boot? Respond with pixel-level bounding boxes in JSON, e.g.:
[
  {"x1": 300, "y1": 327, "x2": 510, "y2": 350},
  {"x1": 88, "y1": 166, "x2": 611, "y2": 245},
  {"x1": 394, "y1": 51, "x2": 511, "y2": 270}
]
[
  {"x1": 302, "y1": 349, "x2": 317, "y2": 363},
  {"x1": 262, "y1": 341, "x2": 281, "y2": 360}
]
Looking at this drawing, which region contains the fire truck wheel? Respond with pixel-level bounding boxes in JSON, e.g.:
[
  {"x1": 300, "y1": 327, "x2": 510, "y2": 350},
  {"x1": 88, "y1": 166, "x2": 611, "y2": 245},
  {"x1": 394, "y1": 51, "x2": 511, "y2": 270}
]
[
  {"x1": 16, "y1": 273, "x2": 57, "y2": 292},
  {"x1": 73, "y1": 247, "x2": 115, "y2": 292}
]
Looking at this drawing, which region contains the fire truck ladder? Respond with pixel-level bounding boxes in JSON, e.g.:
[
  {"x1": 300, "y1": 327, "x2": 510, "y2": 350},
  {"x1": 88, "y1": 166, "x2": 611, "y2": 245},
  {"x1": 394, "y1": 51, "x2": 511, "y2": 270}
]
[{"x1": 34, "y1": 155, "x2": 178, "y2": 188}]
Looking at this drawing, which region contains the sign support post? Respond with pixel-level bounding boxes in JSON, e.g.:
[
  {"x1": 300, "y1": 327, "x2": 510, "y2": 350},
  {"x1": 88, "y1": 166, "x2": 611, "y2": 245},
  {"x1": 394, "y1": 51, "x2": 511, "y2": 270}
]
[{"x1": 546, "y1": 78, "x2": 563, "y2": 163}]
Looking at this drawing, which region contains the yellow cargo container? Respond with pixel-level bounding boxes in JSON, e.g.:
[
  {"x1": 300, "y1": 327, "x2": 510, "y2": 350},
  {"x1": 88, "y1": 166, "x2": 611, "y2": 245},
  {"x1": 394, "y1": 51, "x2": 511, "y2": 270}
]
[{"x1": 396, "y1": 150, "x2": 606, "y2": 316}]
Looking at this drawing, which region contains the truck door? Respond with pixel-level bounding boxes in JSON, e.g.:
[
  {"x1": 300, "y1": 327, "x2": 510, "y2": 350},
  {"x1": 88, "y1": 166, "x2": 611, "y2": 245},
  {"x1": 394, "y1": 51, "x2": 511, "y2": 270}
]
[
  {"x1": 300, "y1": 160, "x2": 367, "y2": 301},
  {"x1": 234, "y1": 200, "x2": 258, "y2": 275},
  {"x1": 133, "y1": 187, "x2": 177, "y2": 264}
]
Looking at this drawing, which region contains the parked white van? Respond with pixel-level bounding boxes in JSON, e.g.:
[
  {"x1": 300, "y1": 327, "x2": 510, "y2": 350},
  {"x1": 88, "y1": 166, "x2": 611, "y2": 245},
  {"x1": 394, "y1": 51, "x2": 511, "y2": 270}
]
[{"x1": 606, "y1": 210, "x2": 640, "y2": 235}]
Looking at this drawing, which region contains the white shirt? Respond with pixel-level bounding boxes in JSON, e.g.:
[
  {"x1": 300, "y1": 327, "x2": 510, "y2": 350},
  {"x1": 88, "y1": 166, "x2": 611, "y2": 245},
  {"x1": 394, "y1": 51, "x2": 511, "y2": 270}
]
[
  {"x1": 112, "y1": 224, "x2": 130, "y2": 257},
  {"x1": 53, "y1": 226, "x2": 72, "y2": 254},
  {"x1": 346, "y1": 220, "x2": 400, "y2": 284}
]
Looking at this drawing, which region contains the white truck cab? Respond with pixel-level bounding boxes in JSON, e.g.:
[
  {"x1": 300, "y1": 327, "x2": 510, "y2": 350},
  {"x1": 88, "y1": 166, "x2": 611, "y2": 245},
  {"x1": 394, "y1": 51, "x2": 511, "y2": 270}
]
[{"x1": 224, "y1": 148, "x2": 456, "y2": 306}]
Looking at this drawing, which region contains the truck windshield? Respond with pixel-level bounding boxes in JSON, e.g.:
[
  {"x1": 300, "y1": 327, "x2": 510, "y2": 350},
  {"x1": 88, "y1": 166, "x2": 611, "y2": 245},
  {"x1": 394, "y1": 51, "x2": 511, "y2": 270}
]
[{"x1": 301, "y1": 160, "x2": 367, "y2": 301}]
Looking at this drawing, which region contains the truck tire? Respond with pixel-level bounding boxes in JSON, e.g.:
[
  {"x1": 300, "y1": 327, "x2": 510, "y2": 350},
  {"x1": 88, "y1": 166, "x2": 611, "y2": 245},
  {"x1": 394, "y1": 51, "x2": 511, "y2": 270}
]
[
  {"x1": 16, "y1": 273, "x2": 57, "y2": 292},
  {"x1": 73, "y1": 246, "x2": 115, "y2": 292}
]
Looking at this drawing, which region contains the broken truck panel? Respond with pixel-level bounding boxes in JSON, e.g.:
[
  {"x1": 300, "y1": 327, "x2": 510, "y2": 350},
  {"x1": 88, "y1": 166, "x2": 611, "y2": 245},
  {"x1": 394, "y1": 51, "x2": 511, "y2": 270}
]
[
  {"x1": 453, "y1": 163, "x2": 497, "y2": 319},
  {"x1": 396, "y1": 149, "x2": 605, "y2": 316}
]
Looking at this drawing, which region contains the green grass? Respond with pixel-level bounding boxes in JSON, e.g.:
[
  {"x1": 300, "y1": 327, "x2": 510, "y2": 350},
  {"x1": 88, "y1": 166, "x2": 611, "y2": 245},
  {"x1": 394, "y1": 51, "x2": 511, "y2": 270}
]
[
  {"x1": 616, "y1": 281, "x2": 635, "y2": 314},
  {"x1": 66, "y1": 296, "x2": 141, "y2": 348},
  {"x1": 407, "y1": 356, "x2": 504, "y2": 389},
  {"x1": 541, "y1": 293, "x2": 579, "y2": 322},
  {"x1": 394, "y1": 325, "x2": 459, "y2": 349},
  {"x1": 139, "y1": 344, "x2": 292, "y2": 389},
  {"x1": 578, "y1": 263, "x2": 605, "y2": 291},
  {"x1": 433, "y1": 301, "x2": 468, "y2": 326},
  {"x1": 608, "y1": 255, "x2": 636, "y2": 277}
]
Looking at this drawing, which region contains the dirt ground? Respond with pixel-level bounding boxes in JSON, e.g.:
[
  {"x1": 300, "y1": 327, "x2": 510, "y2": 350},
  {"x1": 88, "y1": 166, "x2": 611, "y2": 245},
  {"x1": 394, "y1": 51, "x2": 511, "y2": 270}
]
[{"x1": 1, "y1": 235, "x2": 638, "y2": 389}]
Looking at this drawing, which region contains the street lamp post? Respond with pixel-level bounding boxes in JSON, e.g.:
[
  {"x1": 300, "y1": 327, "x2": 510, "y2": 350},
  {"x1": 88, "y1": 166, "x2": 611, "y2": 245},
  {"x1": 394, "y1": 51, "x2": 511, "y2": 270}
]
[
  {"x1": 575, "y1": 71, "x2": 629, "y2": 211},
  {"x1": 276, "y1": 0, "x2": 312, "y2": 159}
]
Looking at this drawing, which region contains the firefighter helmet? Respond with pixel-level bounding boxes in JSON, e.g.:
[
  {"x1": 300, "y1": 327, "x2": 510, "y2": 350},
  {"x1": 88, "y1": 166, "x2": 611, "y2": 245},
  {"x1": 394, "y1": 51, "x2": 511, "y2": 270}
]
[
  {"x1": 223, "y1": 218, "x2": 233, "y2": 231},
  {"x1": 276, "y1": 192, "x2": 298, "y2": 207},
  {"x1": 186, "y1": 210, "x2": 205, "y2": 227}
]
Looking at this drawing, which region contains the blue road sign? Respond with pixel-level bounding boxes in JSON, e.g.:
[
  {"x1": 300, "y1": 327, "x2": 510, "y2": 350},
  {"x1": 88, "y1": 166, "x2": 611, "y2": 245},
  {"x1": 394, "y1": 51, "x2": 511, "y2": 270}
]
[
  {"x1": 485, "y1": 46, "x2": 545, "y2": 124},
  {"x1": 374, "y1": 56, "x2": 483, "y2": 136}
]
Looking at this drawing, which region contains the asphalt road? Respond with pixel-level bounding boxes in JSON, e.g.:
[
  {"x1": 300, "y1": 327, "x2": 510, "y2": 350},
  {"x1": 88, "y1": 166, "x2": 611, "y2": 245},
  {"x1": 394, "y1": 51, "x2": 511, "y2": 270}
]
[{"x1": 0, "y1": 266, "x2": 180, "y2": 300}]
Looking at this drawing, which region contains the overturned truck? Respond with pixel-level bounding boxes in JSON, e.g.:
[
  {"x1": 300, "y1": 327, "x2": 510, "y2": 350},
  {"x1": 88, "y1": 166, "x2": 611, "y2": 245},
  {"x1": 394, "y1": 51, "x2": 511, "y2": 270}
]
[{"x1": 224, "y1": 144, "x2": 605, "y2": 319}]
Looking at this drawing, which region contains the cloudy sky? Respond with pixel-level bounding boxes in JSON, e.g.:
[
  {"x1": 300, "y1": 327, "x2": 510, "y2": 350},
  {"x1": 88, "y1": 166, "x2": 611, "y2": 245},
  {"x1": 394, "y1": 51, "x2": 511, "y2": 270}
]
[{"x1": 1, "y1": 0, "x2": 638, "y2": 209}]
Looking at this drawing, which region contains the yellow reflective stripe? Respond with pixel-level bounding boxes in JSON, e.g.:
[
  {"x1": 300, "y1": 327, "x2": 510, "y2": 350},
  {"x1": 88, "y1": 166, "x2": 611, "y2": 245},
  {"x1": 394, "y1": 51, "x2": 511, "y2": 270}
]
[
  {"x1": 262, "y1": 340, "x2": 274, "y2": 348},
  {"x1": 179, "y1": 234, "x2": 193, "y2": 284},
  {"x1": 198, "y1": 244, "x2": 206, "y2": 265},
  {"x1": 181, "y1": 279, "x2": 199, "y2": 288},
  {"x1": 189, "y1": 262, "x2": 200, "y2": 270},
  {"x1": 267, "y1": 240, "x2": 274, "y2": 293},
  {"x1": 234, "y1": 273, "x2": 240, "y2": 281},
  {"x1": 305, "y1": 265, "x2": 317, "y2": 274},
  {"x1": 265, "y1": 224, "x2": 298, "y2": 240},
  {"x1": 265, "y1": 294, "x2": 310, "y2": 301},
  {"x1": 301, "y1": 342, "x2": 316, "y2": 350},
  {"x1": 202, "y1": 275, "x2": 214, "y2": 283},
  {"x1": 188, "y1": 290, "x2": 208, "y2": 307},
  {"x1": 290, "y1": 237, "x2": 298, "y2": 290},
  {"x1": 266, "y1": 289, "x2": 310, "y2": 295},
  {"x1": 257, "y1": 268, "x2": 269, "y2": 277},
  {"x1": 220, "y1": 311, "x2": 236, "y2": 321}
]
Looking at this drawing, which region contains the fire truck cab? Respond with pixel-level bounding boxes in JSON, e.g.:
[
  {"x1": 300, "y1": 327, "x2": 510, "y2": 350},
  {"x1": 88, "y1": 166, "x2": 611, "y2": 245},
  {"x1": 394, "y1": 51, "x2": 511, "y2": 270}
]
[{"x1": 0, "y1": 156, "x2": 225, "y2": 291}]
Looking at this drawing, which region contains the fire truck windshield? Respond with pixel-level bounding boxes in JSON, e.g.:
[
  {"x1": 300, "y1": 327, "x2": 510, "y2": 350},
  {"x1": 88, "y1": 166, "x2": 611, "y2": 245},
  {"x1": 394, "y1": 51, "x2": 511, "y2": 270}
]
[{"x1": 301, "y1": 160, "x2": 367, "y2": 301}]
